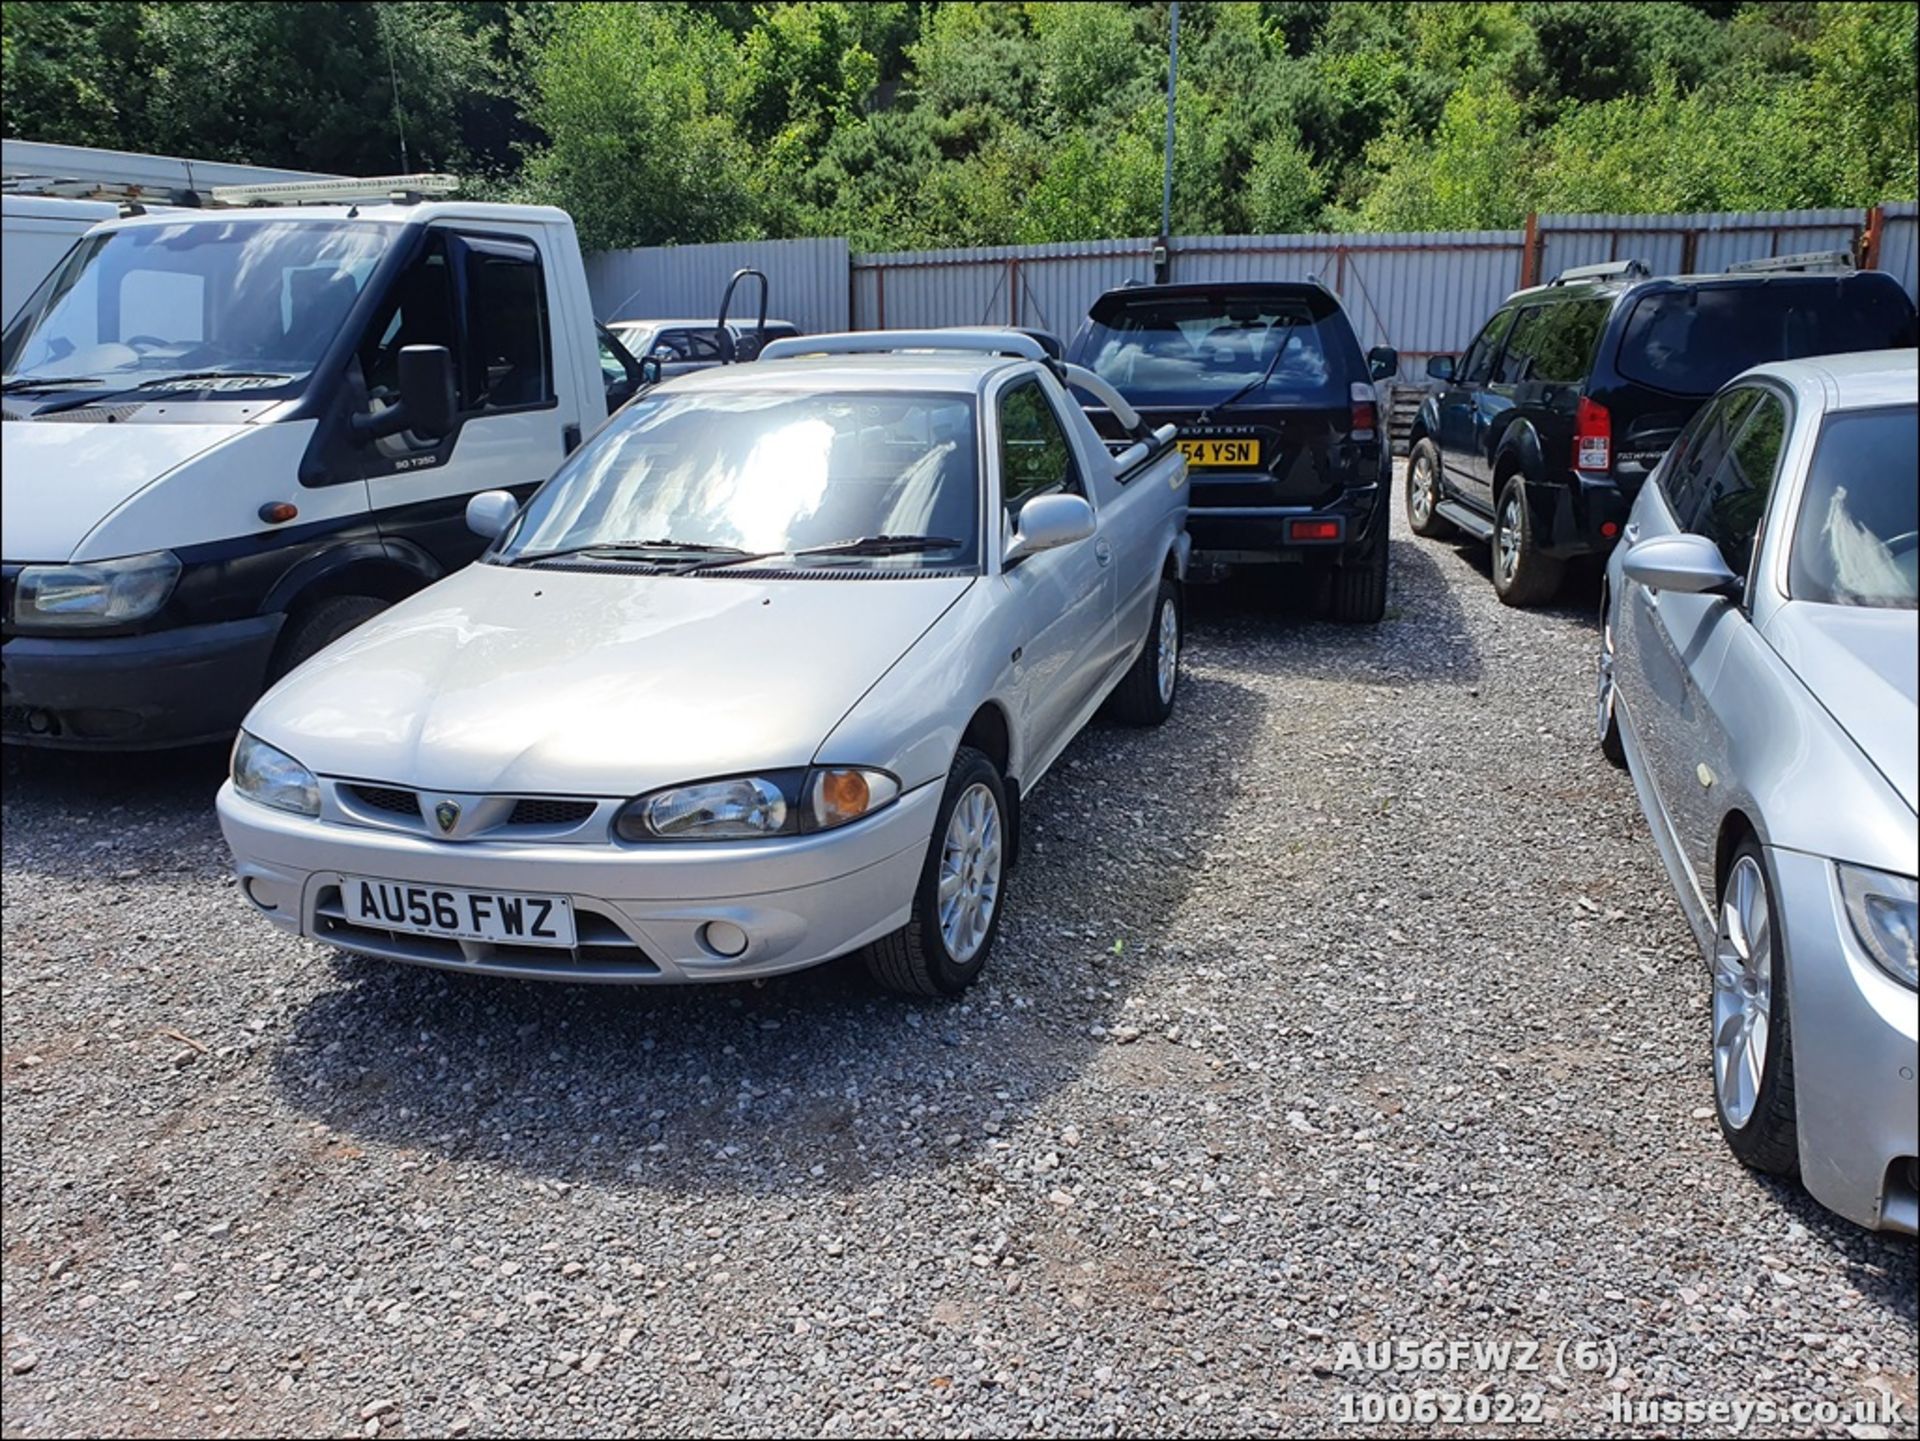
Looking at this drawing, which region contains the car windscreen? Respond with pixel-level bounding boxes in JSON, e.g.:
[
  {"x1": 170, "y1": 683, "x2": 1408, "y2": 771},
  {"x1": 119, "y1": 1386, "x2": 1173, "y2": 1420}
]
[
  {"x1": 0, "y1": 218, "x2": 393, "y2": 397},
  {"x1": 1075, "y1": 293, "x2": 1350, "y2": 407},
  {"x1": 1614, "y1": 280, "x2": 1918, "y2": 397},
  {"x1": 496, "y1": 390, "x2": 982, "y2": 568},
  {"x1": 1788, "y1": 404, "x2": 1918, "y2": 609}
]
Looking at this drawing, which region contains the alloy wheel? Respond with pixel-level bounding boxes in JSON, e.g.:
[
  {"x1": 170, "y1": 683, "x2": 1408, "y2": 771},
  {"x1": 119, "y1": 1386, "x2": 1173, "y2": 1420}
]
[
  {"x1": 1156, "y1": 597, "x2": 1180, "y2": 704},
  {"x1": 1409, "y1": 453, "x2": 1436, "y2": 526},
  {"x1": 937, "y1": 782, "x2": 1003, "y2": 964},
  {"x1": 1712, "y1": 855, "x2": 1774, "y2": 1129},
  {"x1": 1497, "y1": 495, "x2": 1523, "y2": 584}
]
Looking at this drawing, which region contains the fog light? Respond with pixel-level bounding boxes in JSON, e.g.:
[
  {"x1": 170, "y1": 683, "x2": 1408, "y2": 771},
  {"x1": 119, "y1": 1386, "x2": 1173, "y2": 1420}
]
[
  {"x1": 702, "y1": 920, "x2": 749, "y2": 958},
  {"x1": 242, "y1": 876, "x2": 279, "y2": 913}
]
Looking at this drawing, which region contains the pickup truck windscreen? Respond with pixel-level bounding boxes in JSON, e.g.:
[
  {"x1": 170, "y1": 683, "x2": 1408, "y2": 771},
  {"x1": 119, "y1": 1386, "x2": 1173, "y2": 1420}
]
[
  {"x1": 1076, "y1": 293, "x2": 1351, "y2": 407},
  {"x1": 495, "y1": 389, "x2": 982, "y2": 569},
  {"x1": 1, "y1": 218, "x2": 393, "y2": 401}
]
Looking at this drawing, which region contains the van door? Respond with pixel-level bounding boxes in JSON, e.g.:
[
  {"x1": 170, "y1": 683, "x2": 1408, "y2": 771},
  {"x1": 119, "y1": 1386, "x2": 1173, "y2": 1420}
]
[{"x1": 351, "y1": 228, "x2": 583, "y2": 572}]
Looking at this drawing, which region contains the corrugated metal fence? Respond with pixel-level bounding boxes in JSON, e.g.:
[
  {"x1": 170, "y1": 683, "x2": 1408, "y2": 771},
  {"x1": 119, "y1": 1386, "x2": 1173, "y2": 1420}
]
[{"x1": 586, "y1": 204, "x2": 1920, "y2": 358}]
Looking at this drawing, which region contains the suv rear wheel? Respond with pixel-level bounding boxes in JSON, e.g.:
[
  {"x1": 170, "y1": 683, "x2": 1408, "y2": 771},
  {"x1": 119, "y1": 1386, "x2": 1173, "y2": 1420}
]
[{"x1": 1492, "y1": 475, "x2": 1564, "y2": 607}]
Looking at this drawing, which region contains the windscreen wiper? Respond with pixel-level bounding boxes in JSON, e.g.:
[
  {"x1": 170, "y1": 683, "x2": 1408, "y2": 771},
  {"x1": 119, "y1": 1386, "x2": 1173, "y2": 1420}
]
[
  {"x1": 507, "y1": 539, "x2": 757, "y2": 568},
  {"x1": 2, "y1": 375, "x2": 104, "y2": 394},
  {"x1": 1196, "y1": 318, "x2": 1300, "y2": 423},
  {"x1": 790, "y1": 534, "x2": 965, "y2": 558},
  {"x1": 32, "y1": 370, "x2": 294, "y2": 417}
]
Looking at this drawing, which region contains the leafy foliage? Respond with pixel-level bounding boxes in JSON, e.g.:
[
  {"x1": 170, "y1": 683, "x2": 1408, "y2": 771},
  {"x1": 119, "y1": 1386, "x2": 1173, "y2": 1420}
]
[{"x1": 4, "y1": 1, "x2": 1914, "y2": 248}]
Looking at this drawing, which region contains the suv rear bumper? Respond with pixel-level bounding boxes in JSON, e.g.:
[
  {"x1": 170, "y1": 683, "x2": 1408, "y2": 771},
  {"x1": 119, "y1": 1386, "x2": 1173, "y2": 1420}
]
[
  {"x1": 0, "y1": 614, "x2": 282, "y2": 750},
  {"x1": 1532, "y1": 470, "x2": 1635, "y2": 559},
  {"x1": 1186, "y1": 483, "x2": 1386, "y2": 566}
]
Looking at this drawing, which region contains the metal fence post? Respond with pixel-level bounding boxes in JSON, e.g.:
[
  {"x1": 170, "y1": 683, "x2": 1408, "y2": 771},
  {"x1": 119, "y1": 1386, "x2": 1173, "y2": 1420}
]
[
  {"x1": 1862, "y1": 204, "x2": 1886, "y2": 270},
  {"x1": 1520, "y1": 212, "x2": 1541, "y2": 288}
]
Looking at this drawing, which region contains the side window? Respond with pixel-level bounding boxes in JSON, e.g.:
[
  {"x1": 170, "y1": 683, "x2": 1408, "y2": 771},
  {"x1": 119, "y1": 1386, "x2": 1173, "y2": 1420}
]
[
  {"x1": 1528, "y1": 299, "x2": 1608, "y2": 385},
  {"x1": 998, "y1": 378, "x2": 1082, "y2": 518},
  {"x1": 1659, "y1": 388, "x2": 1762, "y2": 524},
  {"x1": 1492, "y1": 307, "x2": 1548, "y2": 384},
  {"x1": 1692, "y1": 391, "x2": 1788, "y2": 579},
  {"x1": 358, "y1": 238, "x2": 455, "y2": 399},
  {"x1": 460, "y1": 236, "x2": 552, "y2": 410},
  {"x1": 1459, "y1": 310, "x2": 1515, "y2": 386}
]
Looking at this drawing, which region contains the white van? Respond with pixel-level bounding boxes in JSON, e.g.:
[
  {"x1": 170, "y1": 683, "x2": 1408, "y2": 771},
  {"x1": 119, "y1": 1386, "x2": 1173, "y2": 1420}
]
[{"x1": 1, "y1": 179, "x2": 651, "y2": 749}]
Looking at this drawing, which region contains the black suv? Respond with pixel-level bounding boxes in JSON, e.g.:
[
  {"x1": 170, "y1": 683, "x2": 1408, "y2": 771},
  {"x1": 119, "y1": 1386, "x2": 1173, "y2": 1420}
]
[
  {"x1": 1068, "y1": 281, "x2": 1399, "y2": 623},
  {"x1": 1407, "y1": 254, "x2": 1917, "y2": 605}
]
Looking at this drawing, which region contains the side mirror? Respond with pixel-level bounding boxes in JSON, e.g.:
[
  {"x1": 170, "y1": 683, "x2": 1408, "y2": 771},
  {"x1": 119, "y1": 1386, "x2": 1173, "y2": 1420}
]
[
  {"x1": 1368, "y1": 346, "x2": 1399, "y2": 381},
  {"x1": 1620, "y1": 535, "x2": 1740, "y2": 596},
  {"x1": 398, "y1": 344, "x2": 456, "y2": 439},
  {"x1": 1003, "y1": 493, "x2": 1096, "y2": 567},
  {"x1": 639, "y1": 356, "x2": 662, "y2": 387},
  {"x1": 1426, "y1": 354, "x2": 1455, "y2": 382},
  {"x1": 465, "y1": 489, "x2": 518, "y2": 541}
]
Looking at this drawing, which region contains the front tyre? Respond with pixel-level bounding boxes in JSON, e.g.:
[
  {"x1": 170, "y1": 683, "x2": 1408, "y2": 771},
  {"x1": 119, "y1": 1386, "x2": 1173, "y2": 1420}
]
[
  {"x1": 1712, "y1": 842, "x2": 1799, "y2": 1176},
  {"x1": 1108, "y1": 578, "x2": 1181, "y2": 725},
  {"x1": 1491, "y1": 475, "x2": 1564, "y2": 607},
  {"x1": 1405, "y1": 439, "x2": 1454, "y2": 538},
  {"x1": 1596, "y1": 588, "x2": 1627, "y2": 768},
  {"x1": 865, "y1": 746, "x2": 1009, "y2": 997}
]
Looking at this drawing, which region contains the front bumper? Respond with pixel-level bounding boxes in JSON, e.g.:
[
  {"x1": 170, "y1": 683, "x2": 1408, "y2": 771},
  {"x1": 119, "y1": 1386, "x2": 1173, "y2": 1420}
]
[
  {"x1": 216, "y1": 777, "x2": 942, "y2": 984},
  {"x1": 1771, "y1": 846, "x2": 1919, "y2": 1234},
  {"x1": 1531, "y1": 470, "x2": 1636, "y2": 559},
  {"x1": 1184, "y1": 482, "x2": 1385, "y2": 566},
  {"x1": 1, "y1": 614, "x2": 283, "y2": 750}
]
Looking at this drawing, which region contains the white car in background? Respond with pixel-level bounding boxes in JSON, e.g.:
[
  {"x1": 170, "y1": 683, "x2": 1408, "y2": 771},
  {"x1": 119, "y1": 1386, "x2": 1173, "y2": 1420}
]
[
  {"x1": 1599, "y1": 349, "x2": 1918, "y2": 1232},
  {"x1": 218, "y1": 330, "x2": 1190, "y2": 996}
]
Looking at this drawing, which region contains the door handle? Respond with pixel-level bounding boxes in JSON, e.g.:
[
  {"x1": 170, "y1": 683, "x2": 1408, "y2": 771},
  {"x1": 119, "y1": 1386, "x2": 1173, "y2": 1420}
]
[
  {"x1": 1094, "y1": 539, "x2": 1113, "y2": 567},
  {"x1": 1622, "y1": 521, "x2": 1640, "y2": 544}
]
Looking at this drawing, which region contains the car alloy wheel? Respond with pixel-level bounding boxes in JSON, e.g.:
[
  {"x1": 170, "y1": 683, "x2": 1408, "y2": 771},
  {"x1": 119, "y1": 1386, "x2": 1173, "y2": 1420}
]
[
  {"x1": 1408, "y1": 451, "x2": 1437, "y2": 527},
  {"x1": 937, "y1": 782, "x2": 1003, "y2": 964},
  {"x1": 1156, "y1": 595, "x2": 1180, "y2": 705},
  {"x1": 1596, "y1": 615, "x2": 1617, "y2": 742},
  {"x1": 1712, "y1": 854, "x2": 1774, "y2": 1130},
  {"x1": 1496, "y1": 493, "x2": 1524, "y2": 585}
]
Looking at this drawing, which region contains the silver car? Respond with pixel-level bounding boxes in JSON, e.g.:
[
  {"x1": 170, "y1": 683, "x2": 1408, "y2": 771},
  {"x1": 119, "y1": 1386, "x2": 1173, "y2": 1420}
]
[
  {"x1": 217, "y1": 330, "x2": 1190, "y2": 996},
  {"x1": 1598, "y1": 349, "x2": 1918, "y2": 1232}
]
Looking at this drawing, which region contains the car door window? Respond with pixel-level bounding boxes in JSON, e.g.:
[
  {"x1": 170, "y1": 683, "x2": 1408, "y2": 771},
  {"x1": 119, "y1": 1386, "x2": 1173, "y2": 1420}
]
[
  {"x1": 1658, "y1": 388, "x2": 1762, "y2": 524},
  {"x1": 1459, "y1": 310, "x2": 1515, "y2": 386},
  {"x1": 999, "y1": 378, "x2": 1083, "y2": 519},
  {"x1": 1492, "y1": 307, "x2": 1548, "y2": 384},
  {"x1": 458, "y1": 235, "x2": 551, "y2": 411},
  {"x1": 1691, "y1": 390, "x2": 1787, "y2": 580}
]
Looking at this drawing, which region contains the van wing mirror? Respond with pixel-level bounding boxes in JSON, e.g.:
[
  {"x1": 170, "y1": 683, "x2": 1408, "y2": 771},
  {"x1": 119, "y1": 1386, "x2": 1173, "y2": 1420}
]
[{"x1": 353, "y1": 343, "x2": 457, "y2": 443}]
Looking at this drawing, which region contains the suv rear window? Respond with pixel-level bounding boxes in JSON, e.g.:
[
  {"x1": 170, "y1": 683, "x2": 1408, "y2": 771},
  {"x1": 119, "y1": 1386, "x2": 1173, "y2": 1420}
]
[
  {"x1": 1615, "y1": 280, "x2": 1916, "y2": 396},
  {"x1": 1077, "y1": 291, "x2": 1355, "y2": 407}
]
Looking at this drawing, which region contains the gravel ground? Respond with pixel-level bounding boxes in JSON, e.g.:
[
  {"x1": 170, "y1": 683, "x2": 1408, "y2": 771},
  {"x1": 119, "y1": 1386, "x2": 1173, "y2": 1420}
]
[{"x1": 3, "y1": 472, "x2": 1915, "y2": 1440}]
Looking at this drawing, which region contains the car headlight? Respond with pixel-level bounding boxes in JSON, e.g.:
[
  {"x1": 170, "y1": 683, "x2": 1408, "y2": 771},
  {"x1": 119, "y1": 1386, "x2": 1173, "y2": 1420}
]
[
  {"x1": 14, "y1": 550, "x2": 181, "y2": 628},
  {"x1": 1838, "y1": 862, "x2": 1918, "y2": 989},
  {"x1": 231, "y1": 731, "x2": 321, "y2": 818},
  {"x1": 615, "y1": 767, "x2": 901, "y2": 842}
]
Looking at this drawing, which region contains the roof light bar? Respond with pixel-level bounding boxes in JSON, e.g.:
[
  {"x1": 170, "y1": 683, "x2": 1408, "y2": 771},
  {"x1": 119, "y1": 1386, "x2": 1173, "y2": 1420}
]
[{"x1": 207, "y1": 173, "x2": 460, "y2": 207}]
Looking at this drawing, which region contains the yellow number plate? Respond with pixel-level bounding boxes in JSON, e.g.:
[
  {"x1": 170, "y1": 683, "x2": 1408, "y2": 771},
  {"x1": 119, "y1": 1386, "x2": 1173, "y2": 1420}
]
[{"x1": 1177, "y1": 438, "x2": 1260, "y2": 468}]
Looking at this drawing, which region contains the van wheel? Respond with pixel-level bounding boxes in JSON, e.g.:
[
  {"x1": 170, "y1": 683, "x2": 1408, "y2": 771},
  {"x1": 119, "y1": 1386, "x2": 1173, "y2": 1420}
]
[
  {"x1": 271, "y1": 595, "x2": 387, "y2": 681},
  {"x1": 865, "y1": 746, "x2": 1007, "y2": 997},
  {"x1": 1329, "y1": 536, "x2": 1389, "y2": 624},
  {"x1": 1492, "y1": 475, "x2": 1563, "y2": 607},
  {"x1": 1405, "y1": 440, "x2": 1454, "y2": 538},
  {"x1": 1107, "y1": 579, "x2": 1181, "y2": 725}
]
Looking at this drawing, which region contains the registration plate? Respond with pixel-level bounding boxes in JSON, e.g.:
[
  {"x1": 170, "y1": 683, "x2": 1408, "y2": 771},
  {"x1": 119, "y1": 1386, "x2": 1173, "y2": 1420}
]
[
  {"x1": 343, "y1": 876, "x2": 577, "y2": 947},
  {"x1": 1177, "y1": 438, "x2": 1260, "y2": 468}
]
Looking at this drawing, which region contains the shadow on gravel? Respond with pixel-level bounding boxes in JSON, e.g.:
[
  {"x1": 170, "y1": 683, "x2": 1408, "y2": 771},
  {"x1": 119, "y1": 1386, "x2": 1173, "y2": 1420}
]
[
  {"x1": 266, "y1": 670, "x2": 1267, "y2": 1196},
  {"x1": 1426, "y1": 529, "x2": 1606, "y2": 630},
  {"x1": 1, "y1": 741, "x2": 230, "y2": 879},
  {"x1": 1750, "y1": 1174, "x2": 1920, "y2": 1328},
  {"x1": 1183, "y1": 536, "x2": 1485, "y2": 687}
]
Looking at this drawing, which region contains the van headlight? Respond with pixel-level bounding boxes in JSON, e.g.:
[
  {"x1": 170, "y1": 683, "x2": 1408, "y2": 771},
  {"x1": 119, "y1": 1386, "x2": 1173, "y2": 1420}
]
[
  {"x1": 14, "y1": 550, "x2": 180, "y2": 628},
  {"x1": 615, "y1": 767, "x2": 900, "y2": 842},
  {"x1": 231, "y1": 732, "x2": 321, "y2": 818},
  {"x1": 1838, "y1": 863, "x2": 1918, "y2": 989}
]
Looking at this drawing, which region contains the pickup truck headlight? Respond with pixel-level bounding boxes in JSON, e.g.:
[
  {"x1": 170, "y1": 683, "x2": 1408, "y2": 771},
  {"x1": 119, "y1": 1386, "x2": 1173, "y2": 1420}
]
[
  {"x1": 1838, "y1": 862, "x2": 1918, "y2": 989},
  {"x1": 231, "y1": 732, "x2": 321, "y2": 818},
  {"x1": 615, "y1": 767, "x2": 900, "y2": 842},
  {"x1": 14, "y1": 550, "x2": 181, "y2": 628}
]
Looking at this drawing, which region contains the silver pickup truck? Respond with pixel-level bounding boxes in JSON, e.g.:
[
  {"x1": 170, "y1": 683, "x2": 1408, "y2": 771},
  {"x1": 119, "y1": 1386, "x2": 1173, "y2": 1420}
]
[{"x1": 216, "y1": 329, "x2": 1191, "y2": 996}]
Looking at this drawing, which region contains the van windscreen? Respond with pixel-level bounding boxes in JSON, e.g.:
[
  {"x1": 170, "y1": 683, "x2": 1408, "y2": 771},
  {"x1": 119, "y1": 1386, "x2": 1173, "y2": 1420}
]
[{"x1": 1615, "y1": 280, "x2": 1917, "y2": 397}]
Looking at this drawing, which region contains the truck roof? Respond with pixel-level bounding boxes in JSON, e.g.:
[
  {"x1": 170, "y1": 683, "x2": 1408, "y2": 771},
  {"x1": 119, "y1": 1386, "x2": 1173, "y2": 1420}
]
[{"x1": 85, "y1": 199, "x2": 578, "y2": 234}]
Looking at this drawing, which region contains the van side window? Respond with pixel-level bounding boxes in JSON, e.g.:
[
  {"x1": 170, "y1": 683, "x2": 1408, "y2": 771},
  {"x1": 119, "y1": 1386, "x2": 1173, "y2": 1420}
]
[
  {"x1": 999, "y1": 378, "x2": 1082, "y2": 518},
  {"x1": 460, "y1": 236, "x2": 552, "y2": 410},
  {"x1": 1691, "y1": 391, "x2": 1787, "y2": 580},
  {"x1": 359, "y1": 236, "x2": 456, "y2": 400}
]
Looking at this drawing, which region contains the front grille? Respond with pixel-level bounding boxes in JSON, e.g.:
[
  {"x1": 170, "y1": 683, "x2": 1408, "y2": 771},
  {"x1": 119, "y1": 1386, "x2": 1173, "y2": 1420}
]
[
  {"x1": 509, "y1": 798, "x2": 596, "y2": 827},
  {"x1": 351, "y1": 784, "x2": 419, "y2": 816},
  {"x1": 311, "y1": 886, "x2": 659, "y2": 978}
]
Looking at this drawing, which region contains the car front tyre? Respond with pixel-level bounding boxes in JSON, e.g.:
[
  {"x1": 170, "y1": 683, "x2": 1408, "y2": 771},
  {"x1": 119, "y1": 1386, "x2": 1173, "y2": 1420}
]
[
  {"x1": 1491, "y1": 474, "x2": 1564, "y2": 607},
  {"x1": 1405, "y1": 440, "x2": 1454, "y2": 538},
  {"x1": 1712, "y1": 841, "x2": 1799, "y2": 1177},
  {"x1": 1108, "y1": 578, "x2": 1181, "y2": 725},
  {"x1": 866, "y1": 746, "x2": 1009, "y2": 997},
  {"x1": 1596, "y1": 588, "x2": 1627, "y2": 768}
]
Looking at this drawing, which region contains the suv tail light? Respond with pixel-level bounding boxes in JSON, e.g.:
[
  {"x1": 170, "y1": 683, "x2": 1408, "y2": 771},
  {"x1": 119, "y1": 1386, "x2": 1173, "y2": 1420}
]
[
  {"x1": 1350, "y1": 382, "x2": 1378, "y2": 441},
  {"x1": 1574, "y1": 395, "x2": 1611, "y2": 471}
]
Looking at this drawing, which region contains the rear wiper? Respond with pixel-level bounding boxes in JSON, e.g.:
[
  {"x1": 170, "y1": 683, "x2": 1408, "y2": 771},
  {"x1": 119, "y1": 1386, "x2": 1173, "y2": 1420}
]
[
  {"x1": 2, "y1": 375, "x2": 103, "y2": 394},
  {"x1": 790, "y1": 534, "x2": 965, "y2": 558},
  {"x1": 1197, "y1": 318, "x2": 1300, "y2": 423},
  {"x1": 508, "y1": 539, "x2": 756, "y2": 567}
]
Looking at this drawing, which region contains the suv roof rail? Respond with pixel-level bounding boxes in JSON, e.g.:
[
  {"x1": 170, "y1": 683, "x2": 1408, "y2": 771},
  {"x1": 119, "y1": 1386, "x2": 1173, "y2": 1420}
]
[
  {"x1": 206, "y1": 173, "x2": 460, "y2": 207},
  {"x1": 1725, "y1": 249, "x2": 1855, "y2": 275},
  {"x1": 760, "y1": 328, "x2": 1050, "y2": 363},
  {"x1": 1550, "y1": 258, "x2": 1652, "y2": 286}
]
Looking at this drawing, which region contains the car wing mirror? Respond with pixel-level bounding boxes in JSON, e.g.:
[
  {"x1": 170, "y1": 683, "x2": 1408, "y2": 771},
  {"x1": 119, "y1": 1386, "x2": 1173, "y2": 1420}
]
[
  {"x1": 1620, "y1": 535, "x2": 1741, "y2": 596},
  {"x1": 1426, "y1": 354, "x2": 1455, "y2": 382},
  {"x1": 1004, "y1": 493, "x2": 1096, "y2": 568},
  {"x1": 1368, "y1": 346, "x2": 1399, "y2": 380},
  {"x1": 465, "y1": 489, "x2": 519, "y2": 541}
]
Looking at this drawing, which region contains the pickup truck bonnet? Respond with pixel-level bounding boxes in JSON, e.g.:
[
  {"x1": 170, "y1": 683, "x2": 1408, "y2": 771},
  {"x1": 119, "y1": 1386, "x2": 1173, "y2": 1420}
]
[{"x1": 0, "y1": 419, "x2": 250, "y2": 561}]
